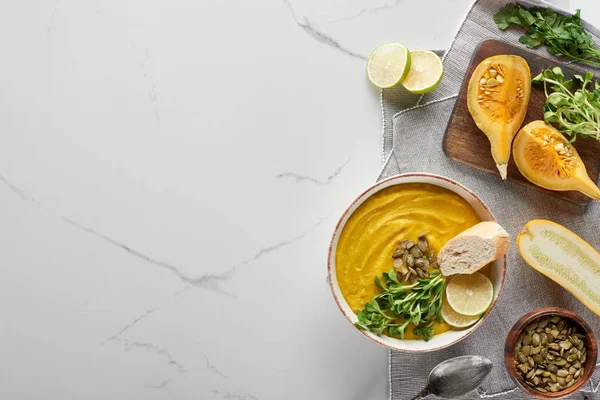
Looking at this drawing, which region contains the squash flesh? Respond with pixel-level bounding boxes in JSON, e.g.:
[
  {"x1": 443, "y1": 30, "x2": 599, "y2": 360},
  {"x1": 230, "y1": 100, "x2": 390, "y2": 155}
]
[
  {"x1": 467, "y1": 55, "x2": 531, "y2": 179},
  {"x1": 513, "y1": 120, "x2": 600, "y2": 200},
  {"x1": 518, "y1": 220, "x2": 600, "y2": 316}
]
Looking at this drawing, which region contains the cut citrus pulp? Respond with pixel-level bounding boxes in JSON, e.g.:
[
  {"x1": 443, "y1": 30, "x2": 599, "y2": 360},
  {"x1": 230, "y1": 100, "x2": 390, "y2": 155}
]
[
  {"x1": 445, "y1": 272, "x2": 493, "y2": 316},
  {"x1": 517, "y1": 219, "x2": 600, "y2": 316},
  {"x1": 402, "y1": 50, "x2": 444, "y2": 94},
  {"x1": 367, "y1": 43, "x2": 411, "y2": 89},
  {"x1": 441, "y1": 299, "x2": 481, "y2": 328}
]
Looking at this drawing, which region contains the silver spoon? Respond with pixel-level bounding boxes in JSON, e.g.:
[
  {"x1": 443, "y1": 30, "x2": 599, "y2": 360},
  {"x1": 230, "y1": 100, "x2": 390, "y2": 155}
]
[{"x1": 408, "y1": 355, "x2": 493, "y2": 400}]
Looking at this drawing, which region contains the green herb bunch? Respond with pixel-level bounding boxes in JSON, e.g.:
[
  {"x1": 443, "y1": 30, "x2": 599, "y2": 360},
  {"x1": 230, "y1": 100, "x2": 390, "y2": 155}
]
[
  {"x1": 494, "y1": 4, "x2": 600, "y2": 67},
  {"x1": 355, "y1": 269, "x2": 445, "y2": 341},
  {"x1": 533, "y1": 66, "x2": 600, "y2": 141}
]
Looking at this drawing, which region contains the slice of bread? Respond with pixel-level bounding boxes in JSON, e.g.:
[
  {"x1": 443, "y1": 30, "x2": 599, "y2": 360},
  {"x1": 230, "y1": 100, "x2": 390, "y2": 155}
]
[{"x1": 438, "y1": 221, "x2": 509, "y2": 276}]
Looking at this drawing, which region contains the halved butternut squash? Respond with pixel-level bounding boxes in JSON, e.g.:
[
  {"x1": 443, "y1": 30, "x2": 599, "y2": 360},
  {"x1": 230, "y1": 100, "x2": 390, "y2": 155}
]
[
  {"x1": 467, "y1": 55, "x2": 531, "y2": 180},
  {"x1": 513, "y1": 120, "x2": 600, "y2": 200}
]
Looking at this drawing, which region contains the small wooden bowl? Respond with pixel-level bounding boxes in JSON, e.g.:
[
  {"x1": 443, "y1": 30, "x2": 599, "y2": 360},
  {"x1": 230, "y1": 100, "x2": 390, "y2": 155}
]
[{"x1": 505, "y1": 307, "x2": 598, "y2": 399}]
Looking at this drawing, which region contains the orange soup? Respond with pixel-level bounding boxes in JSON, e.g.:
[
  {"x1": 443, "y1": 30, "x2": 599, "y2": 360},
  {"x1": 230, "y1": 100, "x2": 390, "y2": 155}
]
[{"x1": 335, "y1": 183, "x2": 482, "y2": 339}]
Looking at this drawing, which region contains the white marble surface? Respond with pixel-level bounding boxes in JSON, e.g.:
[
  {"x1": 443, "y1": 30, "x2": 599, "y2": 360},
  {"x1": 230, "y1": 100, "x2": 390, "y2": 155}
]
[{"x1": 1, "y1": 1, "x2": 598, "y2": 399}]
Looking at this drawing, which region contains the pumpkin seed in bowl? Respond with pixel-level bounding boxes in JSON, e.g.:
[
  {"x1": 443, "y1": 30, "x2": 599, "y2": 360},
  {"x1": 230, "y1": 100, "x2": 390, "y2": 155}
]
[{"x1": 513, "y1": 315, "x2": 587, "y2": 393}]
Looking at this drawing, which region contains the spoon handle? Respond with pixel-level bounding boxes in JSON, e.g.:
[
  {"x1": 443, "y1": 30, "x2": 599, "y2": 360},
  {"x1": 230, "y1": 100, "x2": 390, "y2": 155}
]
[{"x1": 408, "y1": 388, "x2": 430, "y2": 400}]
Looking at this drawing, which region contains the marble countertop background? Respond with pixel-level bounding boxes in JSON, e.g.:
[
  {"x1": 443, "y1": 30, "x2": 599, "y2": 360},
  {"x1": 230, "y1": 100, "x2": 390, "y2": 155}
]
[{"x1": 1, "y1": 0, "x2": 595, "y2": 399}]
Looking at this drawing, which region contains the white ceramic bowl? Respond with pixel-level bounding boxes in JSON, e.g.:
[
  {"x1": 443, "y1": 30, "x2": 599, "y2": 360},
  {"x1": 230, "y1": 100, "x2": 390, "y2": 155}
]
[{"x1": 327, "y1": 173, "x2": 506, "y2": 352}]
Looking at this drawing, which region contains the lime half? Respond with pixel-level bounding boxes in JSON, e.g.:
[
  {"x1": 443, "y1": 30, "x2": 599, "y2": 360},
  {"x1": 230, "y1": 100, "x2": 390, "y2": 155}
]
[
  {"x1": 367, "y1": 43, "x2": 411, "y2": 89},
  {"x1": 402, "y1": 50, "x2": 444, "y2": 94},
  {"x1": 441, "y1": 298, "x2": 482, "y2": 328},
  {"x1": 445, "y1": 272, "x2": 493, "y2": 317}
]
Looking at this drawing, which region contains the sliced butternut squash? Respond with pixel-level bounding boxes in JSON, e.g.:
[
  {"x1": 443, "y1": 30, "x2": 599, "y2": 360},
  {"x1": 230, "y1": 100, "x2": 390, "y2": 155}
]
[
  {"x1": 518, "y1": 220, "x2": 600, "y2": 316},
  {"x1": 513, "y1": 120, "x2": 600, "y2": 200},
  {"x1": 467, "y1": 55, "x2": 531, "y2": 180}
]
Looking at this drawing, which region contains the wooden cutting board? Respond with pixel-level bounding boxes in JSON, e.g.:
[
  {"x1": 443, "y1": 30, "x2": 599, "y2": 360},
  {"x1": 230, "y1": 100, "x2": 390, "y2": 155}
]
[{"x1": 443, "y1": 39, "x2": 600, "y2": 206}]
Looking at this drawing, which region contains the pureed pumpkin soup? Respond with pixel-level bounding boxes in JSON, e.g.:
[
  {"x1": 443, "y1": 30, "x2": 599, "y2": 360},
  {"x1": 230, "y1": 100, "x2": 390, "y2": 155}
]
[{"x1": 336, "y1": 182, "x2": 483, "y2": 339}]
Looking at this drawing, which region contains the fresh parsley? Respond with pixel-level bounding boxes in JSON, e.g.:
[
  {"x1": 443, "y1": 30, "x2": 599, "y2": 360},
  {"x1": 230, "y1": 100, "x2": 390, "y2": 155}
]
[
  {"x1": 494, "y1": 4, "x2": 600, "y2": 67},
  {"x1": 533, "y1": 66, "x2": 600, "y2": 141},
  {"x1": 355, "y1": 269, "x2": 445, "y2": 341}
]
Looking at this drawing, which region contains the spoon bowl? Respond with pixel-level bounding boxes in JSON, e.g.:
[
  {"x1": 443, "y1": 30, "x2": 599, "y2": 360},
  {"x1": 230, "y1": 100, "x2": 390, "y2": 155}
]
[{"x1": 410, "y1": 355, "x2": 493, "y2": 400}]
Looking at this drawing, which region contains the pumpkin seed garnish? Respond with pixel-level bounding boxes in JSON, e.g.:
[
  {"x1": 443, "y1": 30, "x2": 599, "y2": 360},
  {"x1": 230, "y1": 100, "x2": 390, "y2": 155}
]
[
  {"x1": 391, "y1": 235, "x2": 436, "y2": 283},
  {"x1": 410, "y1": 246, "x2": 423, "y2": 258},
  {"x1": 393, "y1": 258, "x2": 404, "y2": 269},
  {"x1": 417, "y1": 236, "x2": 429, "y2": 253},
  {"x1": 406, "y1": 254, "x2": 415, "y2": 268},
  {"x1": 414, "y1": 258, "x2": 427, "y2": 268},
  {"x1": 427, "y1": 251, "x2": 435, "y2": 262},
  {"x1": 514, "y1": 315, "x2": 587, "y2": 394}
]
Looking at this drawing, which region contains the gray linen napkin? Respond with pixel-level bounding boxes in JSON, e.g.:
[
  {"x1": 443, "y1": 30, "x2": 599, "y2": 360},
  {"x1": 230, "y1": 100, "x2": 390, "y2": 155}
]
[{"x1": 380, "y1": 0, "x2": 600, "y2": 399}]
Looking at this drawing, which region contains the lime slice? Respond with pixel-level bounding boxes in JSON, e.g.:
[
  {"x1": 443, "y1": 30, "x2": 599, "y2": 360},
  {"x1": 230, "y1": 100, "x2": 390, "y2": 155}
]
[
  {"x1": 367, "y1": 43, "x2": 411, "y2": 89},
  {"x1": 441, "y1": 299, "x2": 482, "y2": 328},
  {"x1": 402, "y1": 50, "x2": 444, "y2": 94},
  {"x1": 445, "y1": 272, "x2": 493, "y2": 317}
]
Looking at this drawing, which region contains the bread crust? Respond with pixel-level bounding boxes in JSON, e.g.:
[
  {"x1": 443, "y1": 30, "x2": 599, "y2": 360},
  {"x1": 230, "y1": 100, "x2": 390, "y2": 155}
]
[{"x1": 438, "y1": 222, "x2": 509, "y2": 276}]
